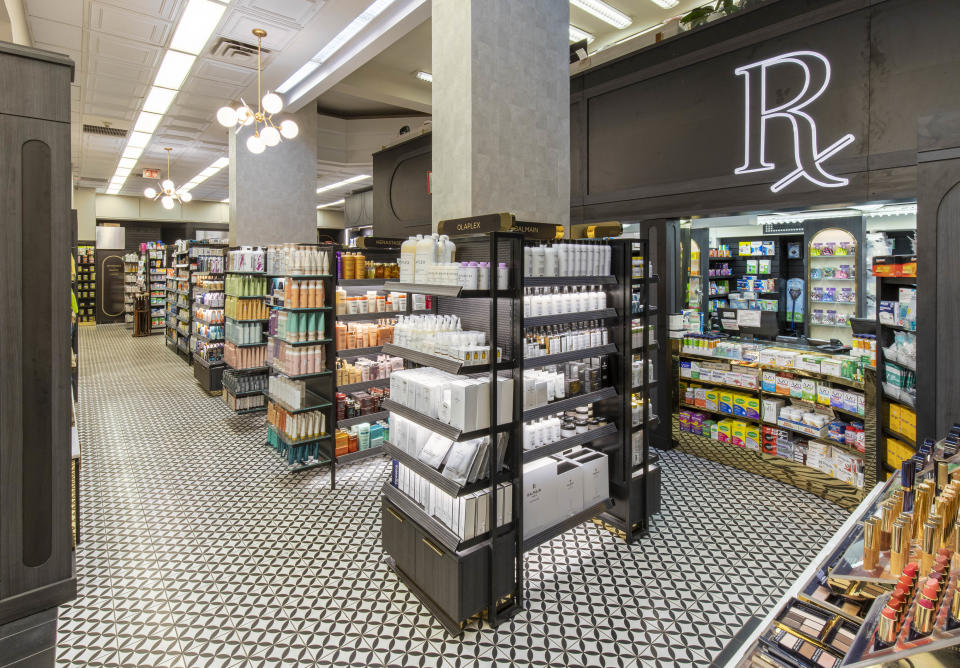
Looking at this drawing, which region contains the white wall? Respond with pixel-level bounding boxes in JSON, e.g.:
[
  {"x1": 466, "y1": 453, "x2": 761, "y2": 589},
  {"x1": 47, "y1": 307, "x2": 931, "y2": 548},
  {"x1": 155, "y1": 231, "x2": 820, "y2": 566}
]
[
  {"x1": 317, "y1": 209, "x2": 345, "y2": 229},
  {"x1": 74, "y1": 187, "x2": 97, "y2": 240},
  {"x1": 316, "y1": 114, "x2": 430, "y2": 165},
  {"x1": 95, "y1": 193, "x2": 229, "y2": 223}
]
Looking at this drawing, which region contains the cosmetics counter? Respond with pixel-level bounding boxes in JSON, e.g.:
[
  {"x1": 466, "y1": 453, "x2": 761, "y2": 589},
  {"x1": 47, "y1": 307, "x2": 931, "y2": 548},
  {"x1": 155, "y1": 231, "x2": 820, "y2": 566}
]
[
  {"x1": 674, "y1": 336, "x2": 876, "y2": 509},
  {"x1": 76, "y1": 243, "x2": 96, "y2": 325},
  {"x1": 872, "y1": 255, "x2": 920, "y2": 478},
  {"x1": 725, "y1": 432, "x2": 960, "y2": 668},
  {"x1": 377, "y1": 230, "x2": 662, "y2": 636}
]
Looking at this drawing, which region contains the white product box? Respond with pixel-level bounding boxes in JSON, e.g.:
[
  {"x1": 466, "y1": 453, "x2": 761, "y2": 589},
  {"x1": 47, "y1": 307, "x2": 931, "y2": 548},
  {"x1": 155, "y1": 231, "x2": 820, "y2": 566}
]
[
  {"x1": 555, "y1": 458, "x2": 584, "y2": 521},
  {"x1": 522, "y1": 458, "x2": 556, "y2": 537},
  {"x1": 523, "y1": 377, "x2": 536, "y2": 411},
  {"x1": 820, "y1": 358, "x2": 843, "y2": 377},
  {"x1": 497, "y1": 376, "x2": 514, "y2": 424},
  {"x1": 567, "y1": 450, "x2": 609, "y2": 507},
  {"x1": 788, "y1": 378, "x2": 803, "y2": 399},
  {"x1": 775, "y1": 350, "x2": 798, "y2": 368},
  {"x1": 763, "y1": 398, "x2": 785, "y2": 425}
]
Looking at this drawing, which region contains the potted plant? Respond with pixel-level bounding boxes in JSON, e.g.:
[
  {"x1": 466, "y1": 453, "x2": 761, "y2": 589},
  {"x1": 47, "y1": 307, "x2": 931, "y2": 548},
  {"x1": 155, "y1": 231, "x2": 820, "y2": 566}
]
[
  {"x1": 679, "y1": 5, "x2": 715, "y2": 30},
  {"x1": 715, "y1": 0, "x2": 740, "y2": 16}
]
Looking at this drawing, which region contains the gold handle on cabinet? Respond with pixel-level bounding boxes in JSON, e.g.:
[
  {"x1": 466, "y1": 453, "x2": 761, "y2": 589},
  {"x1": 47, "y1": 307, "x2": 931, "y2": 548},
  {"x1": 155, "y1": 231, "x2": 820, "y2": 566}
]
[
  {"x1": 422, "y1": 537, "x2": 444, "y2": 556},
  {"x1": 386, "y1": 507, "x2": 404, "y2": 523}
]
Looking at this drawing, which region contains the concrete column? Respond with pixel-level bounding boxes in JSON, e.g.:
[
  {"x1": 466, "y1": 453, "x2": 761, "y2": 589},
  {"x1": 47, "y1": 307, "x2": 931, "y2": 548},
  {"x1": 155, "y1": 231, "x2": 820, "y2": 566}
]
[
  {"x1": 229, "y1": 105, "x2": 317, "y2": 245},
  {"x1": 432, "y1": 0, "x2": 570, "y2": 230}
]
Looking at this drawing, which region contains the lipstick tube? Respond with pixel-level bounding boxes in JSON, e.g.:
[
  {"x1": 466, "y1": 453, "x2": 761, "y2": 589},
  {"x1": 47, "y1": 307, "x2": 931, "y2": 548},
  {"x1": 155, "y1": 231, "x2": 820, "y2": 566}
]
[
  {"x1": 864, "y1": 517, "x2": 879, "y2": 571},
  {"x1": 880, "y1": 500, "x2": 895, "y2": 551},
  {"x1": 877, "y1": 606, "x2": 898, "y2": 646},
  {"x1": 921, "y1": 521, "x2": 937, "y2": 575},
  {"x1": 936, "y1": 459, "x2": 949, "y2": 493},
  {"x1": 890, "y1": 520, "x2": 906, "y2": 576},
  {"x1": 952, "y1": 586, "x2": 960, "y2": 622},
  {"x1": 912, "y1": 597, "x2": 935, "y2": 636}
]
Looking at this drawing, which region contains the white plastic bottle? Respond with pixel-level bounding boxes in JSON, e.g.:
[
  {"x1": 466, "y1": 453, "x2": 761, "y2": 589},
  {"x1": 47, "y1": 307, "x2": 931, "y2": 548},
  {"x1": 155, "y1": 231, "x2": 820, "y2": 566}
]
[
  {"x1": 400, "y1": 235, "x2": 418, "y2": 283},
  {"x1": 531, "y1": 245, "x2": 545, "y2": 277},
  {"x1": 524, "y1": 246, "x2": 532, "y2": 277},
  {"x1": 544, "y1": 245, "x2": 557, "y2": 277},
  {"x1": 477, "y1": 262, "x2": 490, "y2": 290},
  {"x1": 414, "y1": 234, "x2": 435, "y2": 283}
]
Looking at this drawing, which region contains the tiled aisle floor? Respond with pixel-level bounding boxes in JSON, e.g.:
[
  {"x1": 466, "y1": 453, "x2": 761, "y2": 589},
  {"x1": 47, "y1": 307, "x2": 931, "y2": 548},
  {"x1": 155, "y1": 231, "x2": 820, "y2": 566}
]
[{"x1": 61, "y1": 324, "x2": 848, "y2": 667}]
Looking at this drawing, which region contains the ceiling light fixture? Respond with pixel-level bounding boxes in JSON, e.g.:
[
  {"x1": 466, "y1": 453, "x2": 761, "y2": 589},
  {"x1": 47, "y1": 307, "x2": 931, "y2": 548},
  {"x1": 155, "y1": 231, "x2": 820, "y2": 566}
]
[
  {"x1": 217, "y1": 29, "x2": 299, "y2": 154},
  {"x1": 142, "y1": 86, "x2": 178, "y2": 115},
  {"x1": 179, "y1": 156, "x2": 229, "y2": 193},
  {"x1": 569, "y1": 25, "x2": 595, "y2": 43},
  {"x1": 316, "y1": 174, "x2": 370, "y2": 193},
  {"x1": 143, "y1": 148, "x2": 193, "y2": 209},
  {"x1": 647, "y1": 0, "x2": 679, "y2": 8},
  {"x1": 276, "y1": 0, "x2": 399, "y2": 94},
  {"x1": 570, "y1": 0, "x2": 632, "y2": 29},
  {"x1": 414, "y1": 70, "x2": 432, "y2": 83},
  {"x1": 169, "y1": 0, "x2": 228, "y2": 55},
  {"x1": 154, "y1": 50, "x2": 196, "y2": 90},
  {"x1": 317, "y1": 199, "x2": 345, "y2": 209}
]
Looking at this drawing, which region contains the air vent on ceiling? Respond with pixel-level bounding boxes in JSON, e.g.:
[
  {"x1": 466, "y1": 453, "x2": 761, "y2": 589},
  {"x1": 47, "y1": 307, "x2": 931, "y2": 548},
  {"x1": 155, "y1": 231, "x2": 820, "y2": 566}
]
[
  {"x1": 209, "y1": 37, "x2": 272, "y2": 69},
  {"x1": 83, "y1": 124, "x2": 127, "y2": 137}
]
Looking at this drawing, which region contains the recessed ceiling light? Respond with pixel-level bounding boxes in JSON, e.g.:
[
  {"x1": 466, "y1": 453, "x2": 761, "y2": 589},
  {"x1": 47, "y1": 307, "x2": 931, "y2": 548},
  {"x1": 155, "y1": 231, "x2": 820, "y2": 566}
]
[
  {"x1": 142, "y1": 86, "x2": 178, "y2": 115},
  {"x1": 648, "y1": 0, "x2": 679, "y2": 8},
  {"x1": 569, "y1": 25, "x2": 595, "y2": 43},
  {"x1": 277, "y1": 0, "x2": 399, "y2": 94},
  {"x1": 317, "y1": 199, "x2": 345, "y2": 209},
  {"x1": 570, "y1": 0, "x2": 631, "y2": 29},
  {"x1": 118, "y1": 158, "x2": 137, "y2": 170},
  {"x1": 316, "y1": 174, "x2": 370, "y2": 194},
  {"x1": 114, "y1": 167, "x2": 132, "y2": 178},
  {"x1": 414, "y1": 71, "x2": 432, "y2": 83},
  {"x1": 134, "y1": 111, "x2": 163, "y2": 134},
  {"x1": 169, "y1": 0, "x2": 227, "y2": 55},
  {"x1": 126, "y1": 131, "x2": 152, "y2": 148},
  {"x1": 122, "y1": 145, "x2": 144, "y2": 160},
  {"x1": 179, "y1": 156, "x2": 229, "y2": 192},
  {"x1": 154, "y1": 50, "x2": 196, "y2": 90}
]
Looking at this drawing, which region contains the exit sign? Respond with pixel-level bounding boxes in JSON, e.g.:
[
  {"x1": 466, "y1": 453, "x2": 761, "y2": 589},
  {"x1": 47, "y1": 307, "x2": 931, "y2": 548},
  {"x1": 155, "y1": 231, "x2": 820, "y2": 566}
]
[{"x1": 142, "y1": 168, "x2": 160, "y2": 179}]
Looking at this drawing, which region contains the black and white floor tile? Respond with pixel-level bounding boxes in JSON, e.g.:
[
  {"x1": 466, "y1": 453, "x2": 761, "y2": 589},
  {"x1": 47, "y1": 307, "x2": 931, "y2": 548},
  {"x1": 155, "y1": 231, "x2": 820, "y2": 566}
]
[{"x1": 62, "y1": 324, "x2": 848, "y2": 667}]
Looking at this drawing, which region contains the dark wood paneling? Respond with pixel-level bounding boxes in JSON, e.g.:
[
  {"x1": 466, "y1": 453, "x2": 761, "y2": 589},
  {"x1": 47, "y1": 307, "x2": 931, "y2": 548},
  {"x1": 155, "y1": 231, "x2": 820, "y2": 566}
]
[
  {"x1": 372, "y1": 134, "x2": 432, "y2": 237},
  {"x1": 0, "y1": 43, "x2": 75, "y2": 624}
]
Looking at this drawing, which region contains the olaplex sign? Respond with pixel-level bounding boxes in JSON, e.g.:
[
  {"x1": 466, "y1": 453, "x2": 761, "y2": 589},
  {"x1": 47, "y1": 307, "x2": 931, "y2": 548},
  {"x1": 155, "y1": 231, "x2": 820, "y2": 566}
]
[{"x1": 734, "y1": 51, "x2": 855, "y2": 193}]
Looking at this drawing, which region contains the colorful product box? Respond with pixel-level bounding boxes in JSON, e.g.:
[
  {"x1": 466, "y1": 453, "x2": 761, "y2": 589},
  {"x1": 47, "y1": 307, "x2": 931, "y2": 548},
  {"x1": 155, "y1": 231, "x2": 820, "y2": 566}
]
[
  {"x1": 704, "y1": 390, "x2": 719, "y2": 412},
  {"x1": 745, "y1": 425, "x2": 761, "y2": 450},
  {"x1": 761, "y1": 371, "x2": 777, "y2": 393},
  {"x1": 731, "y1": 422, "x2": 746, "y2": 447},
  {"x1": 801, "y1": 379, "x2": 817, "y2": 402},
  {"x1": 719, "y1": 392, "x2": 734, "y2": 414},
  {"x1": 788, "y1": 378, "x2": 803, "y2": 399},
  {"x1": 717, "y1": 420, "x2": 733, "y2": 443}
]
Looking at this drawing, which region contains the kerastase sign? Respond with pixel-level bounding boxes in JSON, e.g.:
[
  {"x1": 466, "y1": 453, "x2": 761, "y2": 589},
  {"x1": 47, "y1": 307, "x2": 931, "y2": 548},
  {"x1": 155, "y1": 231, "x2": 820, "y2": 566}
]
[{"x1": 734, "y1": 51, "x2": 855, "y2": 193}]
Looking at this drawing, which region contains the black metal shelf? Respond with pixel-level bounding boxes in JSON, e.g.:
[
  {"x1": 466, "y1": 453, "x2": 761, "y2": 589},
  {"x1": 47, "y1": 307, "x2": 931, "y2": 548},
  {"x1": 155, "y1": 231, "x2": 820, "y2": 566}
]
[
  {"x1": 276, "y1": 306, "x2": 332, "y2": 312},
  {"x1": 383, "y1": 442, "x2": 503, "y2": 497},
  {"x1": 338, "y1": 278, "x2": 385, "y2": 286},
  {"x1": 338, "y1": 345, "x2": 383, "y2": 357},
  {"x1": 273, "y1": 273, "x2": 333, "y2": 279},
  {"x1": 229, "y1": 341, "x2": 266, "y2": 348},
  {"x1": 337, "y1": 377, "x2": 390, "y2": 393},
  {"x1": 269, "y1": 335, "x2": 332, "y2": 347},
  {"x1": 523, "y1": 276, "x2": 616, "y2": 287},
  {"x1": 882, "y1": 425, "x2": 916, "y2": 447},
  {"x1": 271, "y1": 367, "x2": 333, "y2": 381},
  {"x1": 236, "y1": 406, "x2": 267, "y2": 415},
  {"x1": 337, "y1": 445, "x2": 384, "y2": 464},
  {"x1": 631, "y1": 416, "x2": 660, "y2": 433},
  {"x1": 524, "y1": 308, "x2": 618, "y2": 328},
  {"x1": 382, "y1": 281, "x2": 513, "y2": 299},
  {"x1": 338, "y1": 410, "x2": 389, "y2": 428},
  {"x1": 522, "y1": 499, "x2": 613, "y2": 552},
  {"x1": 878, "y1": 322, "x2": 917, "y2": 333},
  {"x1": 265, "y1": 390, "x2": 332, "y2": 414},
  {"x1": 381, "y1": 398, "x2": 507, "y2": 441},
  {"x1": 522, "y1": 422, "x2": 618, "y2": 464},
  {"x1": 268, "y1": 425, "x2": 332, "y2": 447},
  {"x1": 522, "y1": 343, "x2": 617, "y2": 370},
  {"x1": 226, "y1": 317, "x2": 269, "y2": 323},
  {"x1": 381, "y1": 343, "x2": 504, "y2": 375},
  {"x1": 227, "y1": 294, "x2": 268, "y2": 299},
  {"x1": 522, "y1": 386, "x2": 618, "y2": 422}
]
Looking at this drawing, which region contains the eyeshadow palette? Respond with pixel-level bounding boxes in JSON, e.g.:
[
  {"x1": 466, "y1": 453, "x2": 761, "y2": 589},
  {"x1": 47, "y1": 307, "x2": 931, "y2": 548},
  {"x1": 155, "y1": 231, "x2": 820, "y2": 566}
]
[
  {"x1": 803, "y1": 583, "x2": 872, "y2": 621},
  {"x1": 760, "y1": 626, "x2": 843, "y2": 668},
  {"x1": 777, "y1": 599, "x2": 837, "y2": 641}
]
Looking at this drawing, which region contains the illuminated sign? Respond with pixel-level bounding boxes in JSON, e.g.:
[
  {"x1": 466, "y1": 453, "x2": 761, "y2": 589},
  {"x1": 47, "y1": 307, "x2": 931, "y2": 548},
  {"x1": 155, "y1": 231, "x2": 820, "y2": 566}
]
[{"x1": 734, "y1": 51, "x2": 855, "y2": 193}]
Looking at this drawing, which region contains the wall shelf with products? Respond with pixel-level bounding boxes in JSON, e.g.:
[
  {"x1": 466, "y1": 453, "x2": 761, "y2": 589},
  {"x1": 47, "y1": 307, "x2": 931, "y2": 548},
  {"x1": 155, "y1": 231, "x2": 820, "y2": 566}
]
[
  {"x1": 190, "y1": 244, "x2": 226, "y2": 393},
  {"x1": 123, "y1": 253, "x2": 139, "y2": 328},
  {"x1": 139, "y1": 242, "x2": 167, "y2": 335},
  {"x1": 222, "y1": 247, "x2": 269, "y2": 414},
  {"x1": 76, "y1": 243, "x2": 96, "y2": 325},
  {"x1": 808, "y1": 229, "x2": 860, "y2": 344}
]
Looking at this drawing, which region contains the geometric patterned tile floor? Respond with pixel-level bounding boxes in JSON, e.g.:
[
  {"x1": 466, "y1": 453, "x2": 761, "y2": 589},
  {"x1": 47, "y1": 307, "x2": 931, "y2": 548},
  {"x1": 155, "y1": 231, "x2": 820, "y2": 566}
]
[{"x1": 62, "y1": 324, "x2": 849, "y2": 667}]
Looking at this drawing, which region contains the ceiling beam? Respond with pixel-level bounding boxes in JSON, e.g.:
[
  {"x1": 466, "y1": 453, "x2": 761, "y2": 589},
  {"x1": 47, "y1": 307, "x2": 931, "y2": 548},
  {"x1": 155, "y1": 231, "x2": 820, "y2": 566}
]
[{"x1": 334, "y1": 64, "x2": 432, "y2": 114}]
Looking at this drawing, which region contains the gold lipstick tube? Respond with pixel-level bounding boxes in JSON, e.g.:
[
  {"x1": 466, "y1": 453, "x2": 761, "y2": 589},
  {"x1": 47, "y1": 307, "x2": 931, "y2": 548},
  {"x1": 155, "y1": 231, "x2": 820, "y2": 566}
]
[
  {"x1": 913, "y1": 600, "x2": 935, "y2": 635},
  {"x1": 890, "y1": 521, "x2": 906, "y2": 576},
  {"x1": 877, "y1": 609, "x2": 898, "y2": 645},
  {"x1": 952, "y1": 587, "x2": 960, "y2": 621},
  {"x1": 863, "y1": 518, "x2": 878, "y2": 571},
  {"x1": 880, "y1": 500, "x2": 895, "y2": 551},
  {"x1": 921, "y1": 521, "x2": 937, "y2": 575}
]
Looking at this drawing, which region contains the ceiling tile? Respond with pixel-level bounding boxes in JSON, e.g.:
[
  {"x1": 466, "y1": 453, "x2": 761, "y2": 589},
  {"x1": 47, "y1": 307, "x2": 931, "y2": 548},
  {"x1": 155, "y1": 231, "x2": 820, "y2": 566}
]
[
  {"x1": 236, "y1": 0, "x2": 327, "y2": 28},
  {"x1": 89, "y1": 32, "x2": 163, "y2": 68},
  {"x1": 93, "y1": 0, "x2": 178, "y2": 21},
  {"x1": 89, "y1": 1, "x2": 172, "y2": 45},
  {"x1": 191, "y1": 57, "x2": 256, "y2": 88},
  {"x1": 26, "y1": 0, "x2": 82, "y2": 25},
  {"x1": 219, "y1": 10, "x2": 300, "y2": 51},
  {"x1": 30, "y1": 17, "x2": 82, "y2": 49}
]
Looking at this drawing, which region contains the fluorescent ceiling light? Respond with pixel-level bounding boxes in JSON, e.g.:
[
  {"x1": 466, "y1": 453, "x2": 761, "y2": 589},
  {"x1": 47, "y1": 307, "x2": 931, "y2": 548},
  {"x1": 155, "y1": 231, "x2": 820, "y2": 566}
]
[
  {"x1": 276, "y1": 0, "x2": 397, "y2": 94},
  {"x1": 114, "y1": 167, "x2": 132, "y2": 177},
  {"x1": 212, "y1": 157, "x2": 229, "y2": 169},
  {"x1": 126, "y1": 131, "x2": 152, "y2": 148},
  {"x1": 221, "y1": 198, "x2": 229, "y2": 203},
  {"x1": 154, "y1": 50, "x2": 196, "y2": 90},
  {"x1": 200, "y1": 167, "x2": 219, "y2": 177},
  {"x1": 648, "y1": 0, "x2": 679, "y2": 8},
  {"x1": 317, "y1": 199, "x2": 345, "y2": 209},
  {"x1": 169, "y1": 0, "x2": 226, "y2": 55},
  {"x1": 569, "y1": 25, "x2": 594, "y2": 43},
  {"x1": 134, "y1": 111, "x2": 163, "y2": 134},
  {"x1": 179, "y1": 156, "x2": 229, "y2": 192},
  {"x1": 316, "y1": 174, "x2": 370, "y2": 194},
  {"x1": 118, "y1": 158, "x2": 137, "y2": 169},
  {"x1": 570, "y1": 0, "x2": 631, "y2": 29},
  {"x1": 122, "y1": 145, "x2": 144, "y2": 160},
  {"x1": 142, "y1": 86, "x2": 178, "y2": 115},
  {"x1": 414, "y1": 70, "x2": 432, "y2": 83}
]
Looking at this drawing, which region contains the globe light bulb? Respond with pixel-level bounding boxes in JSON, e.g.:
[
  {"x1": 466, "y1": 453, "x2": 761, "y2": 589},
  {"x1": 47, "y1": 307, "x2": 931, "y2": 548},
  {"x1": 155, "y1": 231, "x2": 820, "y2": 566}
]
[
  {"x1": 180, "y1": 191, "x2": 192, "y2": 203},
  {"x1": 237, "y1": 105, "x2": 254, "y2": 126},
  {"x1": 161, "y1": 195, "x2": 175, "y2": 210},
  {"x1": 260, "y1": 126, "x2": 280, "y2": 147},
  {"x1": 279, "y1": 119, "x2": 299, "y2": 139},
  {"x1": 161, "y1": 179, "x2": 175, "y2": 192},
  {"x1": 246, "y1": 134, "x2": 265, "y2": 154},
  {"x1": 144, "y1": 187, "x2": 157, "y2": 198},
  {"x1": 261, "y1": 92, "x2": 283, "y2": 115},
  {"x1": 216, "y1": 106, "x2": 237, "y2": 127}
]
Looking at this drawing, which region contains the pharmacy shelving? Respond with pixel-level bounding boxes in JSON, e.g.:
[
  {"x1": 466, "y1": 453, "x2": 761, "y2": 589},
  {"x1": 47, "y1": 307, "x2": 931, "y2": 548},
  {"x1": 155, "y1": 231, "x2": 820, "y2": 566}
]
[
  {"x1": 122, "y1": 253, "x2": 139, "y2": 328},
  {"x1": 807, "y1": 229, "x2": 859, "y2": 344},
  {"x1": 190, "y1": 246, "x2": 226, "y2": 392},
  {"x1": 222, "y1": 247, "x2": 269, "y2": 414},
  {"x1": 75, "y1": 243, "x2": 96, "y2": 325},
  {"x1": 141, "y1": 242, "x2": 167, "y2": 334}
]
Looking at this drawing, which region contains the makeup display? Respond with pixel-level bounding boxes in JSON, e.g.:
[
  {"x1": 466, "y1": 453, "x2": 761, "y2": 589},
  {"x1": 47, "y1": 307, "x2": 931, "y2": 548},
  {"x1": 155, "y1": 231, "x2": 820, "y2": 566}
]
[
  {"x1": 729, "y1": 430, "x2": 960, "y2": 668},
  {"x1": 75, "y1": 244, "x2": 95, "y2": 324},
  {"x1": 675, "y1": 335, "x2": 877, "y2": 499},
  {"x1": 379, "y1": 234, "x2": 661, "y2": 636}
]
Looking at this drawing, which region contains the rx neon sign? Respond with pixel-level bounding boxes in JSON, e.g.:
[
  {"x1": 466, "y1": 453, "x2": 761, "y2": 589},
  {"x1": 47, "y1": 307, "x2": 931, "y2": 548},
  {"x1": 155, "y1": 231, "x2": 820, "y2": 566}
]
[{"x1": 734, "y1": 50, "x2": 855, "y2": 193}]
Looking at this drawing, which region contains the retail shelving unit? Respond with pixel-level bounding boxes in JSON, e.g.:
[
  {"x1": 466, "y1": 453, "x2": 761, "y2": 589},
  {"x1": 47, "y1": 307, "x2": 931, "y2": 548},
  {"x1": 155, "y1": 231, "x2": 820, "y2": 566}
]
[
  {"x1": 263, "y1": 244, "x2": 337, "y2": 477},
  {"x1": 76, "y1": 242, "x2": 96, "y2": 325},
  {"x1": 873, "y1": 265, "x2": 918, "y2": 478},
  {"x1": 143, "y1": 242, "x2": 167, "y2": 334},
  {"x1": 170, "y1": 244, "x2": 192, "y2": 359},
  {"x1": 808, "y1": 229, "x2": 859, "y2": 344},
  {"x1": 190, "y1": 243, "x2": 227, "y2": 392},
  {"x1": 122, "y1": 253, "x2": 139, "y2": 328},
  {"x1": 222, "y1": 247, "x2": 269, "y2": 414}
]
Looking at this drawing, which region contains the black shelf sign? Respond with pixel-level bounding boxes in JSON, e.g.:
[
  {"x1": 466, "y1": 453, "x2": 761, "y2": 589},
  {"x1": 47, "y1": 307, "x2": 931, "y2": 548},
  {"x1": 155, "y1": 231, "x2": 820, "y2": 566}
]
[{"x1": 762, "y1": 221, "x2": 805, "y2": 235}]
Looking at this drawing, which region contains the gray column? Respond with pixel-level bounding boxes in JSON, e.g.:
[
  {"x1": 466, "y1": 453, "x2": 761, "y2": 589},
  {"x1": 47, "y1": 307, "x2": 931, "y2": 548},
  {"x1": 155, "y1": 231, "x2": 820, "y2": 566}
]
[
  {"x1": 432, "y1": 0, "x2": 570, "y2": 230},
  {"x1": 229, "y1": 105, "x2": 317, "y2": 245}
]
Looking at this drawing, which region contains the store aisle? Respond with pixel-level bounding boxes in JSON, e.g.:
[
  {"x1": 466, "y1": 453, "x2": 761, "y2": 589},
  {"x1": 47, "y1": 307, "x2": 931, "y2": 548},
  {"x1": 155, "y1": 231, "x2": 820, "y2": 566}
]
[{"x1": 61, "y1": 324, "x2": 848, "y2": 668}]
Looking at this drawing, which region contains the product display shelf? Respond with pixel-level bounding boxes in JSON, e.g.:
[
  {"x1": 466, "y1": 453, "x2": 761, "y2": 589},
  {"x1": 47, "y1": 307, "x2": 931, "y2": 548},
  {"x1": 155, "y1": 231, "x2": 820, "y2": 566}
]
[
  {"x1": 524, "y1": 308, "x2": 618, "y2": 328},
  {"x1": 263, "y1": 245, "x2": 340, "y2": 483},
  {"x1": 380, "y1": 231, "x2": 525, "y2": 636},
  {"x1": 381, "y1": 398, "x2": 507, "y2": 442},
  {"x1": 521, "y1": 422, "x2": 619, "y2": 464},
  {"x1": 222, "y1": 251, "x2": 270, "y2": 413},
  {"x1": 337, "y1": 378, "x2": 390, "y2": 393},
  {"x1": 191, "y1": 263, "x2": 227, "y2": 392},
  {"x1": 383, "y1": 442, "x2": 509, "y2": 497},
  {"x1": 123, "y1": 256, "x2": 139, "y2": 328},
  {"x1": 141, "y1": 243, "x2": 167, "y2": 335},
  {"x1": 339, "y1": 410, "x2": 389, "y2": 429},
  {"x1": 678, "y1": 402, "x2": 762, "y2": 426},
  {"x1": 338, "y1": 345, "x2": 383, "y2": 357},
  {"x1": 522, "y1": 387, "x2": 618, "y2": 423},
  {"x1": 75, "y1": 243, "x2": 96, "y2": 325},
  {"x1": 522, "y1": 343, "x2": 618, "y2": 370},
  {"x1": 874, "y1": 272, "x2": 919, "y2": 476}
]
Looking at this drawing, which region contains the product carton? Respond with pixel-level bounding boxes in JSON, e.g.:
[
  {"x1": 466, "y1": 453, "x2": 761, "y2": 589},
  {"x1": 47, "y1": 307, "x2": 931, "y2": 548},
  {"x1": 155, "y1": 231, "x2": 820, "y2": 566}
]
[
  {"x1": 679, "y1": 360, "x2": 692, "y2": 379},
  {"x1": 763, "y1": 398, "x2": 784, "y2": 424},
  {"x1": 732, "y1": 394, "x2": 747, "y2": 417},
  {"x1": 817, "y1": 384, "x2": 832, "y2": 406},
  {"x1": 797, "y1": 355, "x2": 823, "y2": 374},
  {"x1": 758, "y1": 349, "x2": 779, "y2": 366},
  {"x1": 801, "y1": 379, "x2": 817, "y2": 402},
  {"x1": 717, "y1": 420, "x2": 733, "y2": 443},
  {"x1": 731, "y1": 421, "x2": 746, "y2": 447},
  {"x1": 710, "y1": 422, "x2": 720, "y2": 441},
  {"x1": 565, "y1": 450, "x2": 609, "y2": 508},
  {"x1": 705, "y1": 390, "x2": 719, "y2": 412},
  {"x1": 774, "y1": 375, "x2": 791, "y2": 396},
  {"x1": 820, "y1": 358, "x2": 843, "y2": 378},
  {"x1": 761, "y1": 371, "x2": 777, "y2": 393},
  {"x1": 829, "y1": 387, "x2": 845, "y2": 410},
  {"x1": 774, "y1": 350, "x2": 798, "y2": 369},
  {"x1": 694, "y1": 387, "x2": 707, "y2": 408},
  {"x1": 789, "y1": 378, "x2": 803, "y2": 399},
  {"x1": 743, "y1": 396, "x2": 761, "y2": 420},
  {"x1": 745, "y1": 425, "x2": 761, "y2": 450},
  {"x1": 522, "y1": 458, "x2": 559, "y2": 538},
  {"x1": 719, "y1": 392, "x2": 734, "y2": 415}
]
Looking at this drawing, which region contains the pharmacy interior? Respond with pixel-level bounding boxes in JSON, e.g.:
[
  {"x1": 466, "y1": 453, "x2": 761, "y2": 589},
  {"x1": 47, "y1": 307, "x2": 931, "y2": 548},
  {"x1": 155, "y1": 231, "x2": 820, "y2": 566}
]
[{"x1": 568, "y1": 0, "x2": 960, "y2": 665}]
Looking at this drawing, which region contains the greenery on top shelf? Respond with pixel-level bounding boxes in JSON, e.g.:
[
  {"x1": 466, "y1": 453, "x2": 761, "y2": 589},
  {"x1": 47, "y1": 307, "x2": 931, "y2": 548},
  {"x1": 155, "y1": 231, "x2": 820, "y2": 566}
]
[{"x1": 680, "y1": 0, "x2": 768, "y2": 29}]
